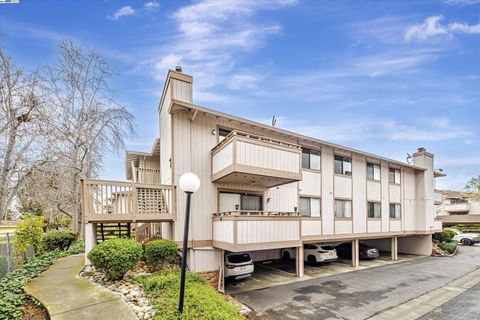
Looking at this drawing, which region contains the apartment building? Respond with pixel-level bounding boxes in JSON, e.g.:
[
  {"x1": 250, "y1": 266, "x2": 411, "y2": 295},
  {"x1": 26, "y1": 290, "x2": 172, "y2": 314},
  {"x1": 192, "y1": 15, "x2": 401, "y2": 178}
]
[
  {"x1": 81, "y1": 69, "x2": 443, "y2": 287},
  {"x1": 435, "y1": 190, "x2": 480, "y2": 224}
]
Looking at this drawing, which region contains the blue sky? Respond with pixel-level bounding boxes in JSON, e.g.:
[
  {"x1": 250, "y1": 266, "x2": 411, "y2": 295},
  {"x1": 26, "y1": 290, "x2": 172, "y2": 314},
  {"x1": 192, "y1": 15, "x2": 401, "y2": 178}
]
[{"x1": 1, "y1": 0, "x2": 479, "y2": 190}]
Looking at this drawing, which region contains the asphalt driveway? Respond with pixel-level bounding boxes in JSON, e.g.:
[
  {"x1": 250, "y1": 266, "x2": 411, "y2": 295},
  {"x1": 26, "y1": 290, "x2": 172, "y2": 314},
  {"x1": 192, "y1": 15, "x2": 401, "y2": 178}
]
[{"x1": 233, "y1": 245, "x2": 480, "y2": 320}]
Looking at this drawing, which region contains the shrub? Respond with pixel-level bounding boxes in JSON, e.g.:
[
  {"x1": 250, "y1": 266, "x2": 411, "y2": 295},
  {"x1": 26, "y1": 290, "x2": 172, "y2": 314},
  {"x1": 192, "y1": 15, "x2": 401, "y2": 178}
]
[
  {"x1": 0, "y1": 250, "x2": 64, "y2": 320},
  {"x1": 14, "y1": 216, "x2": 45, "y2": 258},
  {"x1": 41, "y1": 230, "x2": 76, "y2": 251},
  {"x1": 144, "y1": 239, "x2": 178, "y2": 267},
  {"x1": 136, "y1": 270, "x2": 243, "y2": 320},
  {"x1": 87, "y1": 238, "x2": 142, "y2": 280},
  {"x1": 68, "y1": 240, "x2": 85, "y2": 254},
  {"x1": 438, "y1": 240, "x2": 457, "y2": 254},
  {"x1": 436, "y1": 229, "x2": 455, "y2": 242}
]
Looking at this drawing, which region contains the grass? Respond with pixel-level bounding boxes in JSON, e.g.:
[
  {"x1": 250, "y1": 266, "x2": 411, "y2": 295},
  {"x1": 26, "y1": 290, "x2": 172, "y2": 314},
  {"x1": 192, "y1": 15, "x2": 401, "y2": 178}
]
[{"x1": 136, "y1": 269, "x2": 244, "y2": 320}]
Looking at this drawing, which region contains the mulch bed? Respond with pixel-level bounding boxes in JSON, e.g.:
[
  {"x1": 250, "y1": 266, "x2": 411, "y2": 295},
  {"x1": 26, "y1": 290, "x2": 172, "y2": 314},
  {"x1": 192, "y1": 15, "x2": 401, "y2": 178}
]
[{"x1": 21, "y1": 297, "x2": 49, "y2": 320}]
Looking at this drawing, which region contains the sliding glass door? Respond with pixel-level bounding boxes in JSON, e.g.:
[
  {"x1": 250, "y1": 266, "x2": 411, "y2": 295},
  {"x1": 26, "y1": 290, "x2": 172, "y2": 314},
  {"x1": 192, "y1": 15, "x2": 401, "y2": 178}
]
[{"x1": 219, "y1": 192, "x2": 263, "y2": 212}]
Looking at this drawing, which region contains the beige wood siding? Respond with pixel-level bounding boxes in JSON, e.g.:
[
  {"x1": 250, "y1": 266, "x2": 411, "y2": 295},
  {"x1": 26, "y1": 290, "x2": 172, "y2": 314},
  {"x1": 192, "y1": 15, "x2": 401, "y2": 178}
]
[
  {"x1": 335, "y1": 220, "x2": 352, "y2": 234},
  {"x1": 213, "y1": 220, "x2": 234, "y2": 243},
  {"x1": 302, "y1": 219, "x2": 322, "y2": 236},
  {"x1": 299, "y1": 171, "x2": 321, "y2": 196},
  {"x1": 160, "y1": 85, "x2": 172, "y2": 185},
  {"x1": 334, "y1": 175, "x2": 352, "y2": 199},
  {"x1": 367, "y1": 181, "x2": 381, "y2": 201},
  {"x1": 389, "y1": 184, "x2": 401, "y2": 203},
  {"x1": 390, "y1": 220, "x2": 402, "y2": 232},
  {"x1": 236, "y1": 140, "x2": 300, "y2": 173},
  {"x1": 171, "y1": 78, "x2": 192, "y2": 103},
  {"x1": 321, "y1": 147, "x2": 335, "y2": 235},
  {"x1": 236, "y1": 220, "x2": 300, "y2": 244},
  {"x1": 352, "y1": 154, "x2": 367, "y2": 234},
  {"x1": 380, "y1": 161, "x2": 390, "y2": 232},
  {"x1": 368, "y1": 220, "x2": 382, "y2": 233},
  {"x1": 265, "y1": 182, "x2": 298, "y2": 212},
  {"x1": 404, "y1": 169, "x2": 417, "y2": 231},
  {"x1": 212, "y1": 143, "x2": 233, "y2": 174}
]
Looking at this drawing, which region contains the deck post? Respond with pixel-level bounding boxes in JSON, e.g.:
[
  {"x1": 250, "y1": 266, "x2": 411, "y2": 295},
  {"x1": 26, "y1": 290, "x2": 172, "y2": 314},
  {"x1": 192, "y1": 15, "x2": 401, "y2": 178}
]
[
  {"x1": 352, "y1": 239, "x2": 360, "y2": 268},
  {"x1": 84, "y1": 223, "x2": 97, "y2": 269},
  {"x1": 296, "y1": 245, "x2": 304, "y2": 277}
]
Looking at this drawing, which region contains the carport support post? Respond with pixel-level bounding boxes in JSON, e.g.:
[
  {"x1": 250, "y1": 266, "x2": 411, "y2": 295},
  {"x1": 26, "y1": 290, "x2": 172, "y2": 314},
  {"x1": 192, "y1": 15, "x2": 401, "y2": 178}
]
[
  {"x1": 391, "y1": 237, "x2": 398, "y2": 261},
  {"x1": 84, "y1": 223, "x2": 96, "y2": 270},
  {"x1": 296, "y1": 245, "x2": 304, "y2": 277},
  {"x1": 352, "y1": 239, "x2": 360, "y2": 268}
]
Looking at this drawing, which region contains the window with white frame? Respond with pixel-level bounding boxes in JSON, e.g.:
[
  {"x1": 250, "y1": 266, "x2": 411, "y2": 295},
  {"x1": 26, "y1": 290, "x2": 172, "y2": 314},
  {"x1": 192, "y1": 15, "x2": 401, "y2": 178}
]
[
  {"x1": 334, "y1": 155, "x2": 352, "y2": 175},
  {"x1": 367, "y1": 163, "x2": 381, "y2": 181},
  {"x1": 367, "y1": 202, "x2": 381, "y2": 218},
  {"x1": 302, "y1": 149, "x2": 321, "y2": 170},
  {"x1": 390, "y1": 203, "x2": 401, "y2": 219},
  {"x1": 389, "y1": 168, "x2": 401, "y2": 184},
  {"x1": 335, "y1": 199, "x2": 352, "y2": 218},
  {"x1": 299, "y1": 197, "x2": 321, "y2": 217}
]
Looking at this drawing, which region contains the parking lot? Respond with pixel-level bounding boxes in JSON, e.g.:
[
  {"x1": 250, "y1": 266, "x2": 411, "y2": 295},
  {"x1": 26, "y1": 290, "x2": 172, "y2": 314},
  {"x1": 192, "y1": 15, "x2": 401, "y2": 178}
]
[
  {"x1": 226, "y1": 252, "x2": 420, "y2": 294},
  {"x1": 232, "y1": 245, "x2": 480, "y2": 320}
]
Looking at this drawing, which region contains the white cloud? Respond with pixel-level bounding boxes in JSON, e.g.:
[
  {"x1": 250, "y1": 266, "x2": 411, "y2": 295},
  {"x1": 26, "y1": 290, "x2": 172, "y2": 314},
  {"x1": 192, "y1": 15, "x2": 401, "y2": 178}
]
[
  {"x1": 405, "y1": 16, "x2": 480, "y2": 42},
  {"x1": 144, "y1": 1, "x2": 160, "y2": 9},
  {"x1": 109, "y1": 6, "x2": 136, "y2": 20},
  {"x1": 148, "y1": 0, "x2": 295, "y2": 100}
]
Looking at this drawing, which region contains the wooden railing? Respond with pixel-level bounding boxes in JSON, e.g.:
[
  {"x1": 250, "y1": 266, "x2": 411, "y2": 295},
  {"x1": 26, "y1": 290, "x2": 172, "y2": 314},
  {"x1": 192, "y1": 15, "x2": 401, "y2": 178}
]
[
  {"x1": 213, "y1": 211, "x2": 300, "y2": 217},
  {"x1": 135, "y1": 168, "x2": 160, "y2": 185},
  {"x1": 81, "y1": 179, "x2": 175, "y2": 223}
]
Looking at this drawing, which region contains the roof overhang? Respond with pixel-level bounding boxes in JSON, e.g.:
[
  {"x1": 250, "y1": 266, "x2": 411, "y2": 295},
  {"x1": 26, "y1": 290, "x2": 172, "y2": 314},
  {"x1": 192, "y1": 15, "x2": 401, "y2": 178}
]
[{"x1": 169, "y1": 99, "x2": 427, "y2": 172}]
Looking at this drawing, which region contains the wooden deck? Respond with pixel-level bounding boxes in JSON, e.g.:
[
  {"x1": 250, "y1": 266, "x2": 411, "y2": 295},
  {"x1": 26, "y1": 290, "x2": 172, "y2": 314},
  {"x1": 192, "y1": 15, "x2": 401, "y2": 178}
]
[{"x1": 81, "y1": 179, "x2": 175, "y2": 223}]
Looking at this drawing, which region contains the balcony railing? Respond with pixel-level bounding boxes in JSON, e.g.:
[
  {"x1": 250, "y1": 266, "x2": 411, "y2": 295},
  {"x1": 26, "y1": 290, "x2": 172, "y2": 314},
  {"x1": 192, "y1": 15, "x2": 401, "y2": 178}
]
[
  {"x1": 134, "y1": 167, "x2": 160, "y2": 184},
  {"x1": 445, "y1": 203, "x2": 470, "y2": 214},
  {"x1": 212, "y1": 211, "x2": 301, "y2": 251},
  {"x1": 211, "y1": 130, "x2": 302, "y2": 188},
  {"x1": 81, "y1": 179, "x2": 175, "y2": 223}
]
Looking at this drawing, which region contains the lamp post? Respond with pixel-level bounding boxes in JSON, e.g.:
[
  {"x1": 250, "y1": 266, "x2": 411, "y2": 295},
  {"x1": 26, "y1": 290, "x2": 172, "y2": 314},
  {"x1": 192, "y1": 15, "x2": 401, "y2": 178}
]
[{"x1": 178, "y1": 172, "x2": 200, "y2": 314}]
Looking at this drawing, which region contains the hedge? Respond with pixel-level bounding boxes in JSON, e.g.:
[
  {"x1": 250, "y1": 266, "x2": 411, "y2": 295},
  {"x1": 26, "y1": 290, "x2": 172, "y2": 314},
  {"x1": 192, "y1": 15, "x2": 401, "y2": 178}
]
[
  {"x1": 438, "y1": 240, "x2": 457, "y2": 254},
  {"x1": 435, "y1": 229, "x2": 455, "y2": 242},
  {"x1": 144, "y1": 239, "x2": 178, "y2": 267},
  {"x1": 41, "y1": 230, "x2": 76, "y2": 251},
  {"x1": 136, "y1": 270, "x2": 243, "y2": 320},
  {"x1": 0, "y1": 240, "x2": 84, "y2": 320},
  {"x1": 87, "y1": 238, "x2": 142, "y2": 280}
]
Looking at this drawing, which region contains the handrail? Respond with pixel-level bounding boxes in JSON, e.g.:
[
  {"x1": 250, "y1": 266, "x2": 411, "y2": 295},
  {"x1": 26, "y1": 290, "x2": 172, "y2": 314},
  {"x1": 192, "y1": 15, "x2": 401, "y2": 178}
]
[
  {"x1": 211, "y1": 130, "x2": 302, "y2": 154},
  {"x1": 213, "y1": 211, "x2": 300, "y2": 217}
]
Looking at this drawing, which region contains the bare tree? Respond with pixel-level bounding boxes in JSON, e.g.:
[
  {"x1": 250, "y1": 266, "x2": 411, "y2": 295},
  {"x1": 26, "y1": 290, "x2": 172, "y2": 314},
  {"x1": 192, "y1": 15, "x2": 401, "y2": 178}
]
[
  {"x1": 42, "y1": 40, "x2": 135, "y2": 233},
  {"x1": 0, "y1": 47, "x2": 46, "y2": 222}
]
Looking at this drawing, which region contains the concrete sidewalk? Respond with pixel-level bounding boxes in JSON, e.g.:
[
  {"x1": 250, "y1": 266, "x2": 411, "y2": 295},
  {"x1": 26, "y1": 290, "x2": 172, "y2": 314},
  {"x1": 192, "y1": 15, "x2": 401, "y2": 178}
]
[{"x1": 25, "y1": 255, "x2": 137, "y2": 320}]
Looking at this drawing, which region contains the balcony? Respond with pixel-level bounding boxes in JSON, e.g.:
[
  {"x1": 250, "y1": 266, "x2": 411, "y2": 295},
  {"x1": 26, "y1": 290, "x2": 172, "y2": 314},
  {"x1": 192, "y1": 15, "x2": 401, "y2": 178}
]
[
  {"x1": 445, "y1": 203, "x2": 470, "y2": 214},
  {"x1": 134, "y1": 167, "x2": 160, "y2": 184},
  {"x1": 211, "y1": 131, "x2": 302, "y2": 188},
  {"x1": 81, "y1": 179, "x2": 175, "y2": 223},
  {"x1": 212, "y1": 211, "x2": 301, "y2": 252}
]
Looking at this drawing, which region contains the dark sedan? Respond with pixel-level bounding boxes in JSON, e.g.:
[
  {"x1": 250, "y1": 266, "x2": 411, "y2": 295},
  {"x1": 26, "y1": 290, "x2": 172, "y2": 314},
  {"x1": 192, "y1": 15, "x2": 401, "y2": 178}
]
[{"x1": 336, "y1": 242, "x2": 380, "y2": 260}]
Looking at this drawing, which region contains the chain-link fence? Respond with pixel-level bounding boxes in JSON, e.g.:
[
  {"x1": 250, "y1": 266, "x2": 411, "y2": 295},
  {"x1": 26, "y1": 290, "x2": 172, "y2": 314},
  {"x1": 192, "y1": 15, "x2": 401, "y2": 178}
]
[{"x1": 0, "y1": 232, "x2": 16, "y2": 278}]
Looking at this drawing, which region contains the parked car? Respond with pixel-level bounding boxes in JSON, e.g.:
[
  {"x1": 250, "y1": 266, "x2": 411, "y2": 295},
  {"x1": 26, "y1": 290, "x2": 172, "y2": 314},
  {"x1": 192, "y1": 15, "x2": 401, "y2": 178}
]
[
  {"x1": 224, "y1": 252, "x2": 254, "y2": 280},
  {"x1": 281, "y1": 243, "x2": 338, "y2": 265},
  {"x1": 445, "y1": 228, "x2": 480, "y2": 246},
  {"x1": 335, "y1": 242, "x2": 380, "y2": 260}
]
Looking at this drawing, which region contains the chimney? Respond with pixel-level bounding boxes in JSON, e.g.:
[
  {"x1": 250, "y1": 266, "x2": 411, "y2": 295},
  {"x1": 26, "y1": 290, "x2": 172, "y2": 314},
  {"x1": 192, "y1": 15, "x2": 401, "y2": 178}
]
[
  {"x1": 175, "y1": 66, "x2": 182, "y2": 73},
  {"x1": 412, "y1": 148, "x2": 435, "y2": 231}
]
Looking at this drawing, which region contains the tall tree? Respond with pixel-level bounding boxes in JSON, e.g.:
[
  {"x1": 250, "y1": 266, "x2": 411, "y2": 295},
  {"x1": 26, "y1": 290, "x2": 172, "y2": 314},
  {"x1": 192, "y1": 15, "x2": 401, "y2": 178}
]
[
  {"x1": 465, "y1": 175, "x2": 480, "y2": 200},
  {"x1": 42, "y1": 40, "x2": 135, "y2": 232},
  {"x1": 0, "y1": 47, "x2": 46, "y2": 221}
]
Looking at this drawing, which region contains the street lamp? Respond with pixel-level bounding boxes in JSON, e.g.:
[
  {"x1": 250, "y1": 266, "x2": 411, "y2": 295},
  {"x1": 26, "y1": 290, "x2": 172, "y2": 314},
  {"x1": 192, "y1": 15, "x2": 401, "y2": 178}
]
[{"x1": 178, "y1": 172, "x2": 200, "y2": 314}]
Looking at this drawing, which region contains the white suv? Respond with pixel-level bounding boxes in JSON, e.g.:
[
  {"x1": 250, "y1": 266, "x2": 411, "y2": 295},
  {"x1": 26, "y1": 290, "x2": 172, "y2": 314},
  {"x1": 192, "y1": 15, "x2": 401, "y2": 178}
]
[
  {"x1": 224, "y1": 252, "x2": 254, "y2": 280},
  {"x1": 445, "y1": 228, "x2": 480, "y2": 246},
  {"x1": 281, "y1": 244, "x2": 338, "y2": 265}
]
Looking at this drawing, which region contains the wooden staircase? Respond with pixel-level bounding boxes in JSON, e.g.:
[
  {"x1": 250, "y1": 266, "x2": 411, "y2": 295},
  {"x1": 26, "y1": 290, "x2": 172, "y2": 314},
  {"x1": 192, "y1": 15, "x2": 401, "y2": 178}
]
[{"x1": 96, "y1": 223, "x2": 132, "y2": 244}]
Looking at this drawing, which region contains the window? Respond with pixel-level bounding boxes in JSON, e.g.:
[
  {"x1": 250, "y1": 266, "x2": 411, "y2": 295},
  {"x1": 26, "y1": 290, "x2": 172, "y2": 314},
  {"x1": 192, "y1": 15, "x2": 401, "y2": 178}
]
[
  {"x1": 299, "y1": 197, "x2": 321, "y2": 217},
  {"x1": 219, "y1": 192, "x2": 262, "y2": 212},
  {"x1": 335, "y1": 199, "x2": 352, "y2": 218},
  {"x1": 334, "y1": 155, "x2": 352, "y2": 175},
  {"x1": 302, "y1": 149, "x2": 321, "y2": 170},
  {"x1": 368, "y1": 202, "x2": 381, "y2": 218},
  {"x1": 367, "y1": 163, "x2": 381, "y2": 181},
  {"x1": 390, "y1": 203, "x2": 401, "y2": 219},
  {"x1": 389, "y1": 168, "x2": 401, "y2": 184},
  {"x1": 218, "y1": 129, "x2": 231, "y2": 142}
]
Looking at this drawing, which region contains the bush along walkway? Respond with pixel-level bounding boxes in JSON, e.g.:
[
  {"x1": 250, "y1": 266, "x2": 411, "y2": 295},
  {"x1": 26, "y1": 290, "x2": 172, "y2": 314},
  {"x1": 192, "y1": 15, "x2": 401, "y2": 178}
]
[{"x1": 25, "y1": 254, "x2": 137, "y2": 320}]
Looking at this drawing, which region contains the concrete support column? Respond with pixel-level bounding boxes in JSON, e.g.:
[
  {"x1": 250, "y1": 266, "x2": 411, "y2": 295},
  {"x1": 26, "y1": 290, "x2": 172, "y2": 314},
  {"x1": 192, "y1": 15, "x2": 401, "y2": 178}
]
[
  {"x1": 352, "y1": 239, "x2": 360, "y2": 268},
  {"x1": 391, "y1": 236, "x2": 398, "y2": 261},
  {"x1": 84, "y1": 223, "x2": 97, "y2": 269},
  {"x1": 296, "y1": 245, "x2": 304, "y2": 278}
]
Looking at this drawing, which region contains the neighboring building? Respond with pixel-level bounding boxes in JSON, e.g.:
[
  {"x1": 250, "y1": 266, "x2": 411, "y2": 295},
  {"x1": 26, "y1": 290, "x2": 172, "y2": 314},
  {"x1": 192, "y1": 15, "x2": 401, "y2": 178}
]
[
  {"x1": 81, "y1": 69, "x2": 443, "y2": 288},
  {"x1": 435, "y1": 190, "x2": 480, "y2": 224}
]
